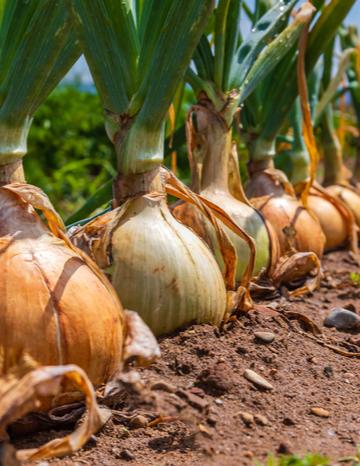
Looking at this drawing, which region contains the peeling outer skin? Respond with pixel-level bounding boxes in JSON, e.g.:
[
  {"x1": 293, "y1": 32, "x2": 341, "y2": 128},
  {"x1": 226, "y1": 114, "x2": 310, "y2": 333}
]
[
  {"x1": 271, "y1": 251, "x2": 321, "y2": 297},
  {"x1": 246, "y1": 165, "x2": 296, "y2": 198},
  {"x1": 123, "y1": 310, "x2": 161, "y2": 367},
  {"x1": 308, "y1": 183, "x2": 358, "y2": 253},
  {"x1": 4, "y1": 183, "x2": 122, "y2": 304},
  {"x1": 0, "y1": 364, "x2": 111, "y2": 461},
  {"x1": 162, "y1": 168, "x2": 255, "y2": 297}
]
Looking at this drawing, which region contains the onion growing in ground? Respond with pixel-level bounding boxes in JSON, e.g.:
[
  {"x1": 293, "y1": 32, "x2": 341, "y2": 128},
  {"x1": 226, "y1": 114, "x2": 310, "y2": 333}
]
[
  {"x1": 240, "y1": 1, "x2": 355, "y2": 257},
  {"x1": 173, "y1": 100, "x2": 272, "y2": 281},
  {"x1": 0, "y1": 2, "x2": 159, "y2": 384},
  {"x1": 0, "y1": 183, "x2": 159, "y2": 383},
  {"x1": 68, "y1": 0, "x2": 232, "y2": 336},
  {"x1": 173, "y1": 1, "x2": 318, "y2": 280}
]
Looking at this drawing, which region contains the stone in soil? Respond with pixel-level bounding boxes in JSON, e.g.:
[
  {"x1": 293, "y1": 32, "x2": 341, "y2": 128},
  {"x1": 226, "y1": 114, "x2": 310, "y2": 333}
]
[
  {"x1": 324, "y1": 308, "x2": 360, "y2": 330},
  {"x1": 243, "y1": 369, "x2": 274, "y2": 390},
  {"x1": 254, "y1": 331, "x2": 275, "y2": 343},
  {"x1": 310, "y1": 407, "x2": 330, "y2": 418}
]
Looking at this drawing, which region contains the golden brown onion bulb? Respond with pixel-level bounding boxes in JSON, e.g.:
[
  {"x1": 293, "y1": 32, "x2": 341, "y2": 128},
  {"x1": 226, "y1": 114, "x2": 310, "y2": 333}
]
[
  {"x1": 0, "y1": 184, "x2": 126, "y2": 384},
  {"x1": 247, "y1": 170, "x2": 325, "y2": 258},
  {"x1": 326, "y1": 184, "x2": 360, "y2": 228}
]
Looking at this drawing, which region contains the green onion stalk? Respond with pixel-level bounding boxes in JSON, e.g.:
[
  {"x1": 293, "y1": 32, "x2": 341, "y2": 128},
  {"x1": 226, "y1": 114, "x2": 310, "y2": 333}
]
[
  {"x1": 68, "y1": 0, "x2": 243, "y2": 336},
  {"x1": 0, "y1": 1, "x2": 149, "y2": 386},
  {"x1": 242, "y1": 0, "x2": 356, "y2": 257},
  {"x1": 173, "y1": 0, "x2": 316, "y2": 286}
]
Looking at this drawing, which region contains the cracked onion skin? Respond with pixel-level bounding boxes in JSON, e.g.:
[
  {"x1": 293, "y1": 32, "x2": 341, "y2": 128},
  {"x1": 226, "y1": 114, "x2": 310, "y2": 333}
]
[
  {"x1": 247, "y1": 170, "x2": 325, "y2": 258},
  {"x1": 0, "y1": 186, "x2": 125, "y2": 384},
  {"x1": 326, "y1": 185, "x2": 360, "y2": 227}
]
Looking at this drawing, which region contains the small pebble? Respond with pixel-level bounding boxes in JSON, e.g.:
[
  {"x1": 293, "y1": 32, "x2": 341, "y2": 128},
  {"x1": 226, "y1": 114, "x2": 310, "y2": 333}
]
[
  {"x1": 129, "y1": 415, "x2": 148, "y2": 429},
  {"x1": 244, "y1": 369, "x2": 273, "y2": 390},
  {"x1": 254, "y1": 331, "x2": 275, "y2": 343},
  {"x1": 238, "y1": 411, "x2": 254, "y2": 426},
  {"x1": 324, "y1": 308, "x2": 360, "y2": 330},
  {"x1": 323, "y1": 366, "x2": 333, "y2": 378},
  {"x1": 277, "y1": 442, "x2": 292, "y2": 454},
  {"x1": 254, "y1": 414, "x2": 268, "y2": 426},
  {"x1": 214, "y1": 398, "x2": 224, "y2": 405},
  {"x1": 120, "y1": 449, "x2": 135, "y2": 461},
  {"x1": 283, "y1": 417, "x2": 296, "y2": 426},
  {"x1": 310, "y1": 407, "x2": 330, "y2": 418}
]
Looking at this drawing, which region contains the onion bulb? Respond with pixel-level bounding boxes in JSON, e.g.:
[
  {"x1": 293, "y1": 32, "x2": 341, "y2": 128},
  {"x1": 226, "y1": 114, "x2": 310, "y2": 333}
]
[
  {"x1": 0, "y1": 182, "x2": 159, "y2": 384},
  {"x1": 71, "y1": 168, "x2": 227, "y2": 336},
  {"x1": 172, "y1": 102, "x2": 271, "y2": 282},
  {"x1": 325, "y1": 184, "x2": 360, "y2": 228},
  {"x1": 247, "y1": 167, "x2": 326, "y2": 258},
  {"x1": 305, "y1": 184, "x2": 357, "y2": 251}
]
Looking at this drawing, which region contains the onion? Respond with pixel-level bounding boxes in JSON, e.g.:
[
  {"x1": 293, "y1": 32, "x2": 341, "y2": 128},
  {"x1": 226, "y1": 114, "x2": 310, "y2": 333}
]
[
  {"x1": 246, "y1": 166, "x2": 325, "y2": 258},
  {"x1": 326, "y1": 184, "x2": 360, "y2": 228},
  {"x1": 0, "y1": 181, "x2": 159, "y2": 383},
  {"x1": 71, "y1": 168, "x2": 227, "y2": 336},
  {"x1": 172, "y1": 101, "x2": 270, "y2": 282}
]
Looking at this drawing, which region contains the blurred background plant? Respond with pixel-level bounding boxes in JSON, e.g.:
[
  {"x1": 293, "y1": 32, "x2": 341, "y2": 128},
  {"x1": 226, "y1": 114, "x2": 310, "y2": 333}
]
[{"x1": 26, "y1": 85, "x2": 116, "y2": 217}]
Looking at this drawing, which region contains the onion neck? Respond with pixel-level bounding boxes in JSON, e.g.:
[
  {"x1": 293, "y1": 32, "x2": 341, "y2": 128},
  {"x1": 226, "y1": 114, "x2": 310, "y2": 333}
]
[
  {"x1": 0, "y1": 160, "x2": 25, "y2": 186},
  {"x1": 112, "y1": 115, "x2": 164, "y2": 175},
  {"x1": 191, "y1": 102, "x2": 232, "y2": 195},
  {"x1": 247, "y1": 137, "x2": 276, "y2": 175},
  {"x1": 248, "y1": 137, "x2": 276, "y2": 165},
  {"x1": 0, "y1": 118, "x2": 30, "y2": 185},
  {"x1": 112, "y1": 166, "x2": 164, "y2": 206}
]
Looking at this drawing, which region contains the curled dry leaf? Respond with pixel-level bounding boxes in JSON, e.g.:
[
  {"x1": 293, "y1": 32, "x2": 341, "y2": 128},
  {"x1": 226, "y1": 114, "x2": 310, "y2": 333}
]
[
  {"x1": 271, "y1": 251, "x2": 321, "y2": 298},
  {"x1": 123, "y1": 310, "x2": 161, "y2": 366},
  {"x1": 0, "y1": 364, "x2": 111, "y2": 462}
]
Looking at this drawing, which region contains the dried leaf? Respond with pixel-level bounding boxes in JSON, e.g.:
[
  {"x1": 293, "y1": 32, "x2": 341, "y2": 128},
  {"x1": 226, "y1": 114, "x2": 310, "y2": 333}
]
[
  {"x1": 271, "y1": 251, "x2": 321, "y2": 297},
  {"x1": 123, "y1": 310, "x2": 161, "y2": 366},
  {"x1": 0, "y1": 364, "x2": 110, "y2": 461},
  {"x1": 163, "y1": 167, "x2": 256, "y2": 291}
]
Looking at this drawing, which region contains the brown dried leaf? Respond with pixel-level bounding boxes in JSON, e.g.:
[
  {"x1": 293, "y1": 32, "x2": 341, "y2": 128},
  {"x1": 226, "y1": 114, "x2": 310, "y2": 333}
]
[
  {"x1": 123, "y1": 310, "x2": 161, "y2": 366},
  {"x1": 0, "y1": 364, "x2": 110, "y2": 461},
  {"x1": 271, "y1": 251, "x2": 321, "y2": 297}
]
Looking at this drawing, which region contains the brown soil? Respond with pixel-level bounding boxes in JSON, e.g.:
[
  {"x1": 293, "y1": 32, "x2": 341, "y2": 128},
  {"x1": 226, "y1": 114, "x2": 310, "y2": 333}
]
[{"x1": 14, "y1": 251, "x2": 360, "y2": 466}]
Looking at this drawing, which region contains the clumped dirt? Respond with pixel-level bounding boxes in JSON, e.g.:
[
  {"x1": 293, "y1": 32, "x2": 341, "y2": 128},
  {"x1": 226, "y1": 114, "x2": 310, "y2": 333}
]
[{"x1": 14, "y1": 251, "x2": 360, "y2": 465}]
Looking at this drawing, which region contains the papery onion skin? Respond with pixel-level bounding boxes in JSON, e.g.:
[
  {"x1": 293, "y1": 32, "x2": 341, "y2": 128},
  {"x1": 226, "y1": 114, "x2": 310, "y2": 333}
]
[
  {"x1": 71, "y1": 170, "x2": 227, "y2": 337},
  {"x1": 0, "y1": 188, "x2": 125, "y2": 384},
  {"x1": 173, "y1": 192, "x2": 271, "y2": 280},
  {"x1": 109, "y1": 197, "x2": 226, "y2": 336},
  {"x1": 326, "y1": 185, "x2": 360, "y2": 227},
  {"x1": 247, "y1": 170, "x2": 325, "y2": 258},
  {"x1": 250, "y1": 193, "x2": 325, "y2": 258},
  {"x1": 307, "y1": 194, "x2": 348, "y2": 251}
]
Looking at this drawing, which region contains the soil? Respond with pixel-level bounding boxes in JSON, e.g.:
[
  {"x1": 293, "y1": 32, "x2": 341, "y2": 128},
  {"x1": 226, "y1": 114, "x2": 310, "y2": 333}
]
[{"x1": 12, "y1": 251, "x2": 360, "y2": 465}]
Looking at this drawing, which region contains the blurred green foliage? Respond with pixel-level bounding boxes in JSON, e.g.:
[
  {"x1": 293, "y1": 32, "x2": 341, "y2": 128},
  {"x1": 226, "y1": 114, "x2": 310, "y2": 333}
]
[{"x1": 25, "y1": 86, "x2": 116, "y2": 218}]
